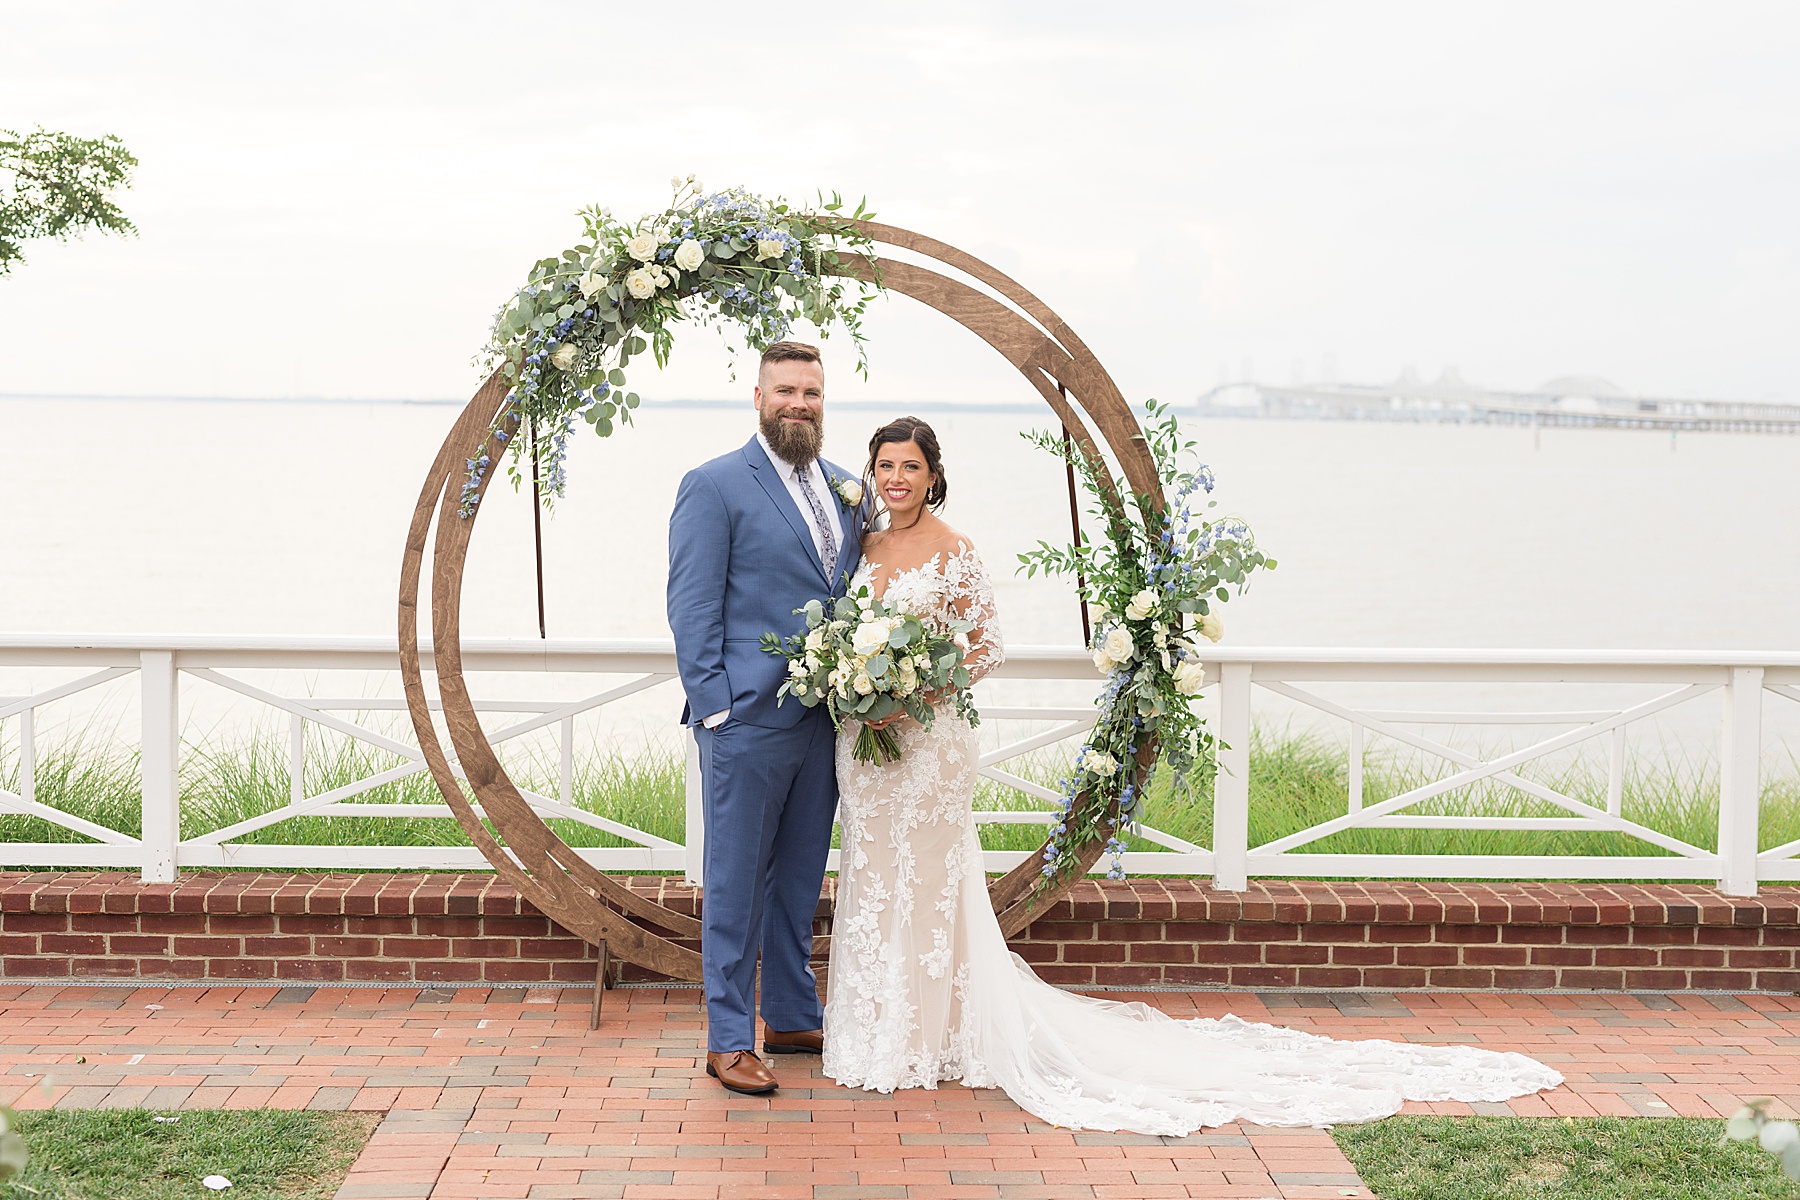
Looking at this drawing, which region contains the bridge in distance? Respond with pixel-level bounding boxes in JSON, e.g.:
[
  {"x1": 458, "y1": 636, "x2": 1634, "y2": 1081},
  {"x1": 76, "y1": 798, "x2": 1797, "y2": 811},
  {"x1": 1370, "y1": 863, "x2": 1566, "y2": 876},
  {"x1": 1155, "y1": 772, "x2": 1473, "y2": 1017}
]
[{"x1": 1198, "y1": 371, "x2": 1800, "y2": 434}]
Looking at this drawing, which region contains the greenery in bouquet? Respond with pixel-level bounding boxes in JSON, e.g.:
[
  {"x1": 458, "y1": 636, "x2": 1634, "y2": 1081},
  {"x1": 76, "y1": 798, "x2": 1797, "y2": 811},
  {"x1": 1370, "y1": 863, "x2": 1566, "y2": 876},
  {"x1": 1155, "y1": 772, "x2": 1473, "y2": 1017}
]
[
  {"x1": 462, "y1": 177, "x2": 882, "y2": 517},
  {"x1": 1019, "y1": 398, "x2": 1275, "y2": 886},
  {"x1": 760, "y1": 584, "x2": 981, "y2": 765}
]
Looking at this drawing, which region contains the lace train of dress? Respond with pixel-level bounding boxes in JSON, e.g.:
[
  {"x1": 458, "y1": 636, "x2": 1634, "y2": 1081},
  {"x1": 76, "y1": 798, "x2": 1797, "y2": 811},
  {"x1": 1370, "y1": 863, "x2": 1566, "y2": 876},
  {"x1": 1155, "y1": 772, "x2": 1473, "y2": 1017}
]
[{"x1": 821, "y1": 546, "x2": 1562, "y2": 1133}]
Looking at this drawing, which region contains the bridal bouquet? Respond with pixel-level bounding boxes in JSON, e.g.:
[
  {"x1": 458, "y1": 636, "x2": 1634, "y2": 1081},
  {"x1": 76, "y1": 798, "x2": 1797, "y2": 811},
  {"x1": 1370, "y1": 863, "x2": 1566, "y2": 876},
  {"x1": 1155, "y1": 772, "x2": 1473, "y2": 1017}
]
[{"x1": 760, "y1": 586, "x2": 980, "y2": 765}]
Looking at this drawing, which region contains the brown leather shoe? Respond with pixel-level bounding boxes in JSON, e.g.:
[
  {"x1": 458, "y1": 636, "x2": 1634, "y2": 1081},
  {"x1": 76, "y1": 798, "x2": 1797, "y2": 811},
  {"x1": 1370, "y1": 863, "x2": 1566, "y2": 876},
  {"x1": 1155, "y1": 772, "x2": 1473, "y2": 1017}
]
[
  {"x1": 706, "y1": 1049, "x2": 777, "y2": 1094},
  {"x1": 762, "y1": 1026, "x2": 824, "y2": 1055}
]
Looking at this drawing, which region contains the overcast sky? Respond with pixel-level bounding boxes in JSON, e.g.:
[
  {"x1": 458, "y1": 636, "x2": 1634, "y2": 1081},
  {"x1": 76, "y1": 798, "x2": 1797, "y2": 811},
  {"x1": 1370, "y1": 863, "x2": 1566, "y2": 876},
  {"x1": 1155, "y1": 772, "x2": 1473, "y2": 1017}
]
[{"x1": 2, "y1": 1, "x2": 1795, "y2": 406}]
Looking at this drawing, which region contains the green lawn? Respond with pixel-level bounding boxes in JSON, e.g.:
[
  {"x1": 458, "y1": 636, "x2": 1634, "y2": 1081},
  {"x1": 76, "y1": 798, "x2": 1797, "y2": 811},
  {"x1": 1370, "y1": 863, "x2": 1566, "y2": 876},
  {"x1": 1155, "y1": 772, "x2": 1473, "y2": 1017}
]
[
  {"x1": 1, "y1": 1109, "x2": 377, "y2": 1200},
  {"x1": 1335, "y1": 1116, "x2": 1798, "y2": 1199}
]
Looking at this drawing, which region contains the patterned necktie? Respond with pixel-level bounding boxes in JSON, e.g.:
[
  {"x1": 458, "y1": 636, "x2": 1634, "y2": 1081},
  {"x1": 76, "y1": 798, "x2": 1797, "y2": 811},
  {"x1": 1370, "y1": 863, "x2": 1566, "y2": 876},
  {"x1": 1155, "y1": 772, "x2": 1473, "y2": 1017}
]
[{"x1": 794, "y1": 466, "x2": 838, "y2": 571}]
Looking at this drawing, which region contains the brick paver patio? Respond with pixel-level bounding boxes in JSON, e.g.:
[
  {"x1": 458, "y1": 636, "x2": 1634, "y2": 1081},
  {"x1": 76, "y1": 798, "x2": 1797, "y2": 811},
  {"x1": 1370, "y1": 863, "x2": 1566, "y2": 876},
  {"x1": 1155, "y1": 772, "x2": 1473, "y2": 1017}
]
[{"x1": 2, "y1": 982, "x2": 1796, "y2": 1199}]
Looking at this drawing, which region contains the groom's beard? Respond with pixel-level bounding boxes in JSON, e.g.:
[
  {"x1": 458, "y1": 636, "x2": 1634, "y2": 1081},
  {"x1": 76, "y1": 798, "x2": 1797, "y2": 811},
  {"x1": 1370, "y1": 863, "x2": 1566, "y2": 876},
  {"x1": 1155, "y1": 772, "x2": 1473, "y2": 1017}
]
[{"x1": 760, "y1": 405, "x2": 824, "y2": 466}]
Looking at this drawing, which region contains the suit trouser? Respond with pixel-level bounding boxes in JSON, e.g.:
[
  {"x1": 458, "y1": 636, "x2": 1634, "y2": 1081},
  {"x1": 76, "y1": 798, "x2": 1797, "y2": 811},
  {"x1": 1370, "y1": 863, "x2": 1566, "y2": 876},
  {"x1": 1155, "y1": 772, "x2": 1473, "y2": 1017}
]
[{"x1": 693, "y1": 710, "x2": 837, "y2": 1052}]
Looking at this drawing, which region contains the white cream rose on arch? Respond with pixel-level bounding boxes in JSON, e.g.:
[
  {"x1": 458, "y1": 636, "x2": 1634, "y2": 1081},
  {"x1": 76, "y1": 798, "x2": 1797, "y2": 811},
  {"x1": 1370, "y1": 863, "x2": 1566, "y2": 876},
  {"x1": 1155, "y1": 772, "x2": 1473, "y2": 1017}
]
[
  {"x1": 461, "y1": 178, "x2": 882, "y2": 516},
  {"x1": 1020, "y1": 401, "x2": 1274, "y2": 883}
]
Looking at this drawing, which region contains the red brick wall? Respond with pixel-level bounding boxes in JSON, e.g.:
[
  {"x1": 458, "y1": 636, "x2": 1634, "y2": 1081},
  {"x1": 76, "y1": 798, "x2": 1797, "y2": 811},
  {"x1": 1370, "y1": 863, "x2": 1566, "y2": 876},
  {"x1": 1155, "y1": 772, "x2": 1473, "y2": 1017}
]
[{"x1": 3, "y1": 873, "x2": 1796, "y2": 992}]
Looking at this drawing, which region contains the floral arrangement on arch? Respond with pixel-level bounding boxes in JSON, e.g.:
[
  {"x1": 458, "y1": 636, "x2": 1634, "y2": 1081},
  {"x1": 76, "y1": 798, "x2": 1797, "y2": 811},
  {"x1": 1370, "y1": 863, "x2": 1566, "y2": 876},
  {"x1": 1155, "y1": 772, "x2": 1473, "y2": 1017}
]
[
  {"x1": 1019, "y1": 399, "x2": 1275, "y2": 886},
  {"x1": 462, "y1": 177, "x2": 881, "y2": 516}
]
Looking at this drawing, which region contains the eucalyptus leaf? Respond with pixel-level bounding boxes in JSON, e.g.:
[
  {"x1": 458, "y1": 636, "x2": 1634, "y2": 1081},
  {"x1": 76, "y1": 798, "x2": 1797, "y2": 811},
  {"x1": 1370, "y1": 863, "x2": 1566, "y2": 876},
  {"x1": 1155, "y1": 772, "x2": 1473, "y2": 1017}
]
[{"x1": 0, "y1": 1128, "x2": 24, "y2": 1181}]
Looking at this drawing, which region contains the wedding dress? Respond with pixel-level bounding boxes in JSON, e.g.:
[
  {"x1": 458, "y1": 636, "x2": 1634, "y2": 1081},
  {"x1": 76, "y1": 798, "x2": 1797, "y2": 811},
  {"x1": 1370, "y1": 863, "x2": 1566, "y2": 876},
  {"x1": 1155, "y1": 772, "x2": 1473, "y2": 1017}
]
[{"x1": 821, "y1": 542, "x2": 1562, "y2": 1133}]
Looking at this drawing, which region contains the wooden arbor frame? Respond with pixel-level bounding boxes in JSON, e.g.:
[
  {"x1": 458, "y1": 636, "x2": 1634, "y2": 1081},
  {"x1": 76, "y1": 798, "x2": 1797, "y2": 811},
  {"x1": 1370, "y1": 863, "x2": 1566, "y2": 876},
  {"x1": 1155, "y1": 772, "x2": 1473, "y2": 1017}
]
[{"x1": 397, "y1": 219, "x2": 1164, "y2": 998}]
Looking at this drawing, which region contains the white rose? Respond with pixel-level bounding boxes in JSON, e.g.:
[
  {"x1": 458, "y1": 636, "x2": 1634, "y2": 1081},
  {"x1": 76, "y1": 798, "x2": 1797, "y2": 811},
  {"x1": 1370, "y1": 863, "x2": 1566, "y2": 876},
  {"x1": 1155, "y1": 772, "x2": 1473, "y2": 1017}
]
[
  {"x1": 838, "y1": 479, "x2": 864, "y2": 505},
  {"x1": 626, "y1": 232, "x2": 659, "y2": 263},
  {"x1": 1087, "y1": 750, "x2": 1119, "y2": 778},
  {"x1": 756, "y1": 238, "x2": 785, "y2": 261},
  {"x1": 1760, "y1": 1119, "x2": 1800, "y2": 1154},
  {"x1": 674, "y1": 239, "x2": 705, "y2": 271},
  {"x1": 788, "y1": 659, "x2": 808, "y2": 678},
  {"x1": 852, "y1": 621, "x2": 890, "y2": 657},
  {"x1": 1125, "y1": 589, "x2": 1158, "y2": 621},
  {"x1": 548, "y1": 343, "x2": 578, "y2": 371},
  {"x1": 1198, "y1": 612, "x2": 1224, "y2": 643},
  {"x1": 1092, "y1": 646, "x2": 1116, "y2": 674},
  {"x1": 578, "y1": 270, "x2": 607, "y2": 299},
  {"x1": 654, "y1": 266, "x2": 671, "y2": 288},
  {"x1": 804, "y1": 628, "x2": 825, "y2": 651},
  {"x1": 1101, "y1": 626, "x2": 1135, "y2": 665},
  {"x1": 625, "y1": 267, "x2": 659, "y2": 300},
  {"x1": 853, "y1": 672, "x2": 874, "y2": 696},
  {"x1": 1173, "y1": 658, "x2": 1207, "y2": 696}
]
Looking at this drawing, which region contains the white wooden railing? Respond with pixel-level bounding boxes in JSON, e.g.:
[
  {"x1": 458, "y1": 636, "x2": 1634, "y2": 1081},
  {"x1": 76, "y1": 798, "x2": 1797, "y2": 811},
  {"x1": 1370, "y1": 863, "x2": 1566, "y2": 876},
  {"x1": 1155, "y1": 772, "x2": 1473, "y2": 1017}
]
[{"x1": 1, "y1": 637, "x2": 1796, "y2": 894}]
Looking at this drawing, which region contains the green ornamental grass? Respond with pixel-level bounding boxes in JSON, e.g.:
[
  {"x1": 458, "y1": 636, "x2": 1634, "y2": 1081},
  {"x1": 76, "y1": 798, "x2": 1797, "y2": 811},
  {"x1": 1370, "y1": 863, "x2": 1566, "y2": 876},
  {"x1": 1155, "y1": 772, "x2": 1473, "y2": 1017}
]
[{"x1": 1, "y1": 725, "x2": 1797, "y2": 873}]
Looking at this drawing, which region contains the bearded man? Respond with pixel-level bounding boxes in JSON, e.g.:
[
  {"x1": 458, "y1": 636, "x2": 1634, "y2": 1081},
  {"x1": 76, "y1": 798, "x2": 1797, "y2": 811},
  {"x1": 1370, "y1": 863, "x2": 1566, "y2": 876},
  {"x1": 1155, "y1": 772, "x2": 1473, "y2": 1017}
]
[{"x1": 666, "y1": 340, "x2": 865, "y2": 1094}]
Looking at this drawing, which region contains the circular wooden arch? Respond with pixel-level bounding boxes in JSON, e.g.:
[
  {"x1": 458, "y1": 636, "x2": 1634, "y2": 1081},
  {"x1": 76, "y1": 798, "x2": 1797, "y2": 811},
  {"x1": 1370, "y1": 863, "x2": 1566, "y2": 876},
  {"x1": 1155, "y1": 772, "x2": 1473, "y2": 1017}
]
[{"x1": 397, "y1": 219, "x2": 1163, "y2": 987}]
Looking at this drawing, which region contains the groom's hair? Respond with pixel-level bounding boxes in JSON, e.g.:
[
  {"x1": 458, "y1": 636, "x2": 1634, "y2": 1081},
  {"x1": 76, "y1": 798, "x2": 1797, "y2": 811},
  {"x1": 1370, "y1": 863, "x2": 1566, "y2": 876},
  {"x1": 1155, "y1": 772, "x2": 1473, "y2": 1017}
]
[{"x1": 758, "y1": 340, "x2": 822, "y2": 381}]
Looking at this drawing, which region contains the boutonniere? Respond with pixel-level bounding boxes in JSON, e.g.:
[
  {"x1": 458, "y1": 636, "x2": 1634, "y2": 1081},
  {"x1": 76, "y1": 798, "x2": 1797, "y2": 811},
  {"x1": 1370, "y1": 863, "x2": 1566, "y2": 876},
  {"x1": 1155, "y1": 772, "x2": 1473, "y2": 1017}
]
[{"x1": 829, "y1": 474, "x2": 865, "y2": 509}]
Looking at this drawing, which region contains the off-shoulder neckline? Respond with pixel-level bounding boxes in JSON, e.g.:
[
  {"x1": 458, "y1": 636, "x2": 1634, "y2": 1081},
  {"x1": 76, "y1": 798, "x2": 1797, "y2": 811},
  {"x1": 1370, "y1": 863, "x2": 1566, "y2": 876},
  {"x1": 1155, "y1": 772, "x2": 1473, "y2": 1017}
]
[{"x1": 858, "y1": 542, "x2": 979, "y2": 601}]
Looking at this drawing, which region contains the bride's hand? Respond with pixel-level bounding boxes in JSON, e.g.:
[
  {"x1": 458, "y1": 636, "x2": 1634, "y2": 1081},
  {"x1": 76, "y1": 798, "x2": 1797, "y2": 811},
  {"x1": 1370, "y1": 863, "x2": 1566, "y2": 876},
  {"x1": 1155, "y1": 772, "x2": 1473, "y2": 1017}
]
[{"x1": 865, "y1": 712, "x2": 908, "y2": 730}]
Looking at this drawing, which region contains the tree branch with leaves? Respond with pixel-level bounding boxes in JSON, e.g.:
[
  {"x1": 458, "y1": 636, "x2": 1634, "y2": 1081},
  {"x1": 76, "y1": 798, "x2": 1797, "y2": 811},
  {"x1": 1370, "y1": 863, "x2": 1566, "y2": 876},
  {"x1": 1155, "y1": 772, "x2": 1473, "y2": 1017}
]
[{"x1": 0, "y1": 126, "x2": 138, "y2": 276}]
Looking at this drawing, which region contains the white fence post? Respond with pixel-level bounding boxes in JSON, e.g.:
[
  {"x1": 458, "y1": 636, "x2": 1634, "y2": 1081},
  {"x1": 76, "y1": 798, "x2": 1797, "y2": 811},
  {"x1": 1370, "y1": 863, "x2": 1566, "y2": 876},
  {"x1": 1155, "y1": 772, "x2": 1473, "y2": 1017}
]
[
  {"x1": 139, "y1": 650, "x2": 180, "y2": 883},
  {"x1": 1212, "y1": 662, "x2": 1252, "y2": 892},
  {"x1": 1716, "y1": 665, "x2": 1764, "y2": 896},
  {"x1": 18, "y1": 708, "x2": 34, "y2": 805},
  {"x1": 684, "y1": 728, "x2": 705, "y2": 888}
]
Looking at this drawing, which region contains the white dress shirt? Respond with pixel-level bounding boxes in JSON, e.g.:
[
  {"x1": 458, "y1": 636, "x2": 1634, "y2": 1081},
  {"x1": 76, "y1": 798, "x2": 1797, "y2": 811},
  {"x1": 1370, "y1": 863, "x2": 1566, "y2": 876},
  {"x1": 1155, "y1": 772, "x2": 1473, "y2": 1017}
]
[{"x1": 704, "y1": 434, "x2": 846, "y2": 730}]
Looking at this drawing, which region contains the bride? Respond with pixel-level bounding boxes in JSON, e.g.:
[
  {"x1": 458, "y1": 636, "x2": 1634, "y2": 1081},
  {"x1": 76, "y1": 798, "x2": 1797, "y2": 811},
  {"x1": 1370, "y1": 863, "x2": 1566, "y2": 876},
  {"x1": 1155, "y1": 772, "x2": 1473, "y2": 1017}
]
[{"x1": 817, "y1": 415, "x2": 1563, "y2": 1134}]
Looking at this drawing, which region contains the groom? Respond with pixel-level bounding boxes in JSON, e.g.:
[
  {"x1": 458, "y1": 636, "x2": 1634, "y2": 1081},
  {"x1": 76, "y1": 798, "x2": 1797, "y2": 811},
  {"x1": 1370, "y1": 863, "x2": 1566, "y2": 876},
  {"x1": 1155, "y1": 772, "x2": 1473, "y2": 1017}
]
[{"x1": 666, "y1": 341, "x2": 863, "y2": 1095}]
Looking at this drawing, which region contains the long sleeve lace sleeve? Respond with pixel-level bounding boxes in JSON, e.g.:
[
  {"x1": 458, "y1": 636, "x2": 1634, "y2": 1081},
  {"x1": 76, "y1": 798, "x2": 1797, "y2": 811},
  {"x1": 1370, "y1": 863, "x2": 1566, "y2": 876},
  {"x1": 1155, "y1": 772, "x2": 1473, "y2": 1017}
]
[{"x1": 943, "y1": 542, "x2": 1005, "y2": 686}]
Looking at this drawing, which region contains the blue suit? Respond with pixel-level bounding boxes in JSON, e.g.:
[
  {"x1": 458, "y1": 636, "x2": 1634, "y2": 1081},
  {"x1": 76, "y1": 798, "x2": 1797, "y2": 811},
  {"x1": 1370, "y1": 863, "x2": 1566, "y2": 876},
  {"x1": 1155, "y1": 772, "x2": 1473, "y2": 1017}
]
[{"x1": 667, "y1": 436, "x2": 864, "y2": 1052}]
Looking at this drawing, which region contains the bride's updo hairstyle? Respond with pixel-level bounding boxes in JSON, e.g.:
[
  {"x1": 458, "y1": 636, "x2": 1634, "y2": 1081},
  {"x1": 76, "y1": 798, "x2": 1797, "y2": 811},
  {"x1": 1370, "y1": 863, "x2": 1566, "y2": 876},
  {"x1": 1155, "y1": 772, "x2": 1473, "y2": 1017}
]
[{"x1": 865, "y1": 416, "x2": 948, "y2": 525}]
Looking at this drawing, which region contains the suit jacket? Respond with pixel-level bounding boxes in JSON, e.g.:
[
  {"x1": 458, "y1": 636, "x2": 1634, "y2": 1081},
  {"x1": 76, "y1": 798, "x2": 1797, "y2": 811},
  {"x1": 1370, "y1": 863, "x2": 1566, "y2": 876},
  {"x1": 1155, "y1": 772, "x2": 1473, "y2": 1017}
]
[{"x1": 667, "y1": 436, "x2": 865, "y2": 728}]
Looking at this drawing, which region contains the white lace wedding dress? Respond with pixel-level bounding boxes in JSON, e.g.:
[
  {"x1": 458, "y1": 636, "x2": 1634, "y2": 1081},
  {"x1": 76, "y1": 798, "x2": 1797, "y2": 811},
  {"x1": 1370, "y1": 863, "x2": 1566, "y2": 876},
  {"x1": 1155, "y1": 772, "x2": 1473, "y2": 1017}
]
[{"x1": 821, "y1": 542, "x2": 1562, "y2": 1133}]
